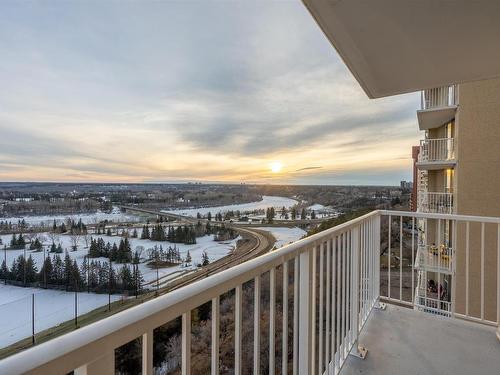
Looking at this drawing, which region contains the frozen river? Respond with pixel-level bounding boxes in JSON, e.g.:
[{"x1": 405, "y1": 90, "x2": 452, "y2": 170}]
[{"x1": 163, "y1": 195, "x2": 298, "y2": 217}]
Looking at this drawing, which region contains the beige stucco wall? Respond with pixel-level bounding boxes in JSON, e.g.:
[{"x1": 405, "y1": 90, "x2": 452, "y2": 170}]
[{"x1": 453, "y1": 78, "x2": 500, "y2": 321}]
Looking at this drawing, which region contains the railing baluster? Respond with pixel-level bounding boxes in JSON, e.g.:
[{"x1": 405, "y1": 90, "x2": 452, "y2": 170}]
[
  {"x1": 466, "y1": 222, "x2": 470, "y2": 316},
  {"x1": 412, "y1": 217, "x2": 415, "y2": 304},
  {"x1": 182, "y1": 311, "x2": 191, "y2": 375},
  {"x1": 235, "y1": 285, "x2": 242, "y2": 375},
  {"x1": 325, "y1": 239, "x2": 331, "y2": 374},
  {"x1": 293, "y1": 257, "x2": 299, "y2": 375},
  {"x1": 311, "y1": 246, "x2": 317, "y2": 374},
  {"x1": 342, "y1": 233, "x2": 346, "y2": 360},
  {"x1": 211, "y1": 297, "x2": 220, "y2": 375},
  {"x1": 142, "y1": 329, "x2": 153, "y2": 375},
  {"x1": 400, "y1": 216, "x2": 403, "y2": 301},
  {"x1": 254, "y1": 275, "x2": 261, "y2": 375},
  {"x1": 497, "y1": 224, "x2": 500, "y2": 325},
  {"x1": 319, "y1": 242, "x2": 324, "y2": 374},
  {"x1": 336, "y1": 235, "x2": 341, "y2": 370},
  {"x1": 269, "y1": 269, "x2": 275, "y2": 375},
  {"x1": 481, "y1": 222, "x2": 485, "y2": 320},
  {"x1": 298, "y1": 249, "x2": 313, "y2": 374},
  {"x1": 282, "y1": 261, "x2": 289, "y2": 375},
  {"x1": 388, "y1": 215, "x2": 391, "y2": 299}
]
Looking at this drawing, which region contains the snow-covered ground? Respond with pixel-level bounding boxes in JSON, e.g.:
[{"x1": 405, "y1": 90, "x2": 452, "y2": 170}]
[
  {"x1": 0, "y1": 284, "x2": 121, "y2": 348},
  {"x1": 0, "y1": 206, "x2": 140, "y2": 226},
  {"x1": 0, "y1": 230, "x2": 239, "y2": 349},
  {"x1": 256, "y1": 227, "x2": 306, "y2": 249},
  {"x1": 163, "y1": 195, "x2": 298, "y2": 217},
  {"x1": 0, "y1": 231, "x2": 239, "y2": 285}
]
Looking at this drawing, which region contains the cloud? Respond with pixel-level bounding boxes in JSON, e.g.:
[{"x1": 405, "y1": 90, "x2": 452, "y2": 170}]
[
  {"x1": 296, "y1": 166, "x2": 323, "y2": 172},
  {"x1": 0, "y1": 1, "x2": 420, "y2": 184}
]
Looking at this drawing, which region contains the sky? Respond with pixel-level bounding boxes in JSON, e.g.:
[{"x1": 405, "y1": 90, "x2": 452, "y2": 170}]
[{"x1": 0, "y1": 0, "x2": 421, "y2": 185}]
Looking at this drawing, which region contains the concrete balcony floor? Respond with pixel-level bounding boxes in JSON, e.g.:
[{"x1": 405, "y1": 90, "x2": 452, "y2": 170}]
[{"x1": 342, "y1": 304, "x2": 500, "y2": 375}]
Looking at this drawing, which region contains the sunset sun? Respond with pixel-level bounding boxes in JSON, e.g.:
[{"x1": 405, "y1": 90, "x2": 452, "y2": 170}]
[{"x1": 270, "y1": 161, "x2": 283, "y2": 173}]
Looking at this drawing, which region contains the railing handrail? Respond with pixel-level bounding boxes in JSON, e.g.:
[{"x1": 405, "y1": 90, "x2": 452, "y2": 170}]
[
  {"x1": 379, "y1": 209, "x2": 500, "y2": 224},
  {"x1": 419, "y1": 137, "x2": 454, "y2": 143},
  {"x1": 0, "y1": 211, "x2": 380, "y2": 374}
]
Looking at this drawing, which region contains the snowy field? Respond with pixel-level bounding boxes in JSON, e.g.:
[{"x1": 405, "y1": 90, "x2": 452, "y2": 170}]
[
  {"x1": 163, "y1": 195, "x2": 298, "y2": 217},
  {"x1": 0, "y1": 284, "x2": 121, "y2": 348},
  {"x1": 0, "y1": 206, "x2": 140, "y2": 226},
  {"x1": 257, "y1": 227, "x2": 306, "y2": 249},
  {"x1": 0, "y1": 230, "x2": 239, "y2": 348}
]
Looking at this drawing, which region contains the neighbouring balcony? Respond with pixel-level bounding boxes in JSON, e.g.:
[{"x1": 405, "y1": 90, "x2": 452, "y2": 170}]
[
  {"x1": 415, "y1": 244, "x2": 453, "y2": 274},
  {"x1": 421, "y1": 85, "x2": 458, "y2": 110},
  {"x1": 1, "y1": 210, "x2": 499, "y2": 375},
  {"x1": 417, "y1": 138, "x2": 456, "y2": 169},
  {"x1": 418, "y1": 191, "x2": 454, "y2": 214},
  {"x1": 417, "y1": 85, "x2": 458, "y2": 130},
  {"x1": 414, "y1": 272, "x2": 452, "y2": 317}
]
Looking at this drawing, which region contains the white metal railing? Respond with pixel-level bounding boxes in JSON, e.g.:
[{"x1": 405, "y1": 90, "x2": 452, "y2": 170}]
[
  {"x1": 1, "y1": 210, "x2": 499, "y2": 375},
  {"x1": 418, "y1": 192, "x2": 454, "y2": 214},
  {"x1": 421, "y1": 85, "x2": 458, "y2": 110},
  {"x1": 415, "y1": 244, "x2": 453, "y2": 274},
  {"x1": 418, "y1": 138, "x2": 455, "y2": 163},
  {"x1": 380, "y1": 210, "x2": 500, "y2": 327},
  {"x1": 0, "y1": 212, "x2": 381, "y2": 375}
]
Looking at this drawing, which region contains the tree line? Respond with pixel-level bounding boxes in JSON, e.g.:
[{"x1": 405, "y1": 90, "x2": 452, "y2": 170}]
[{"x1": 0, "y1": 252, "x2": 143, "y2": 294}]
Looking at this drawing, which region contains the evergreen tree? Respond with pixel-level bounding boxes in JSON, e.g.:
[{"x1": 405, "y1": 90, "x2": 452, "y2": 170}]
[
  {"x1": 311, "y1": 210, "x2": 316, "y2": 220},
  {"x1": 207, "y1": 212, "x2": 212, "y2": 221},
  {"x1": 106, "y1": 228, "x2": 112, "y2": 236},
  {"x1": 301, "y1": 208, "x2": 307, "y2": 220},
  {"x1": 185, "y1": 250, "x2": 192, "y2": 264},
  {"x1": 0, "y1": 259, "x2": 9, "y2": 280},
  {"x1": 25, "y1": 255, "x2": 38, "y2": 283},
  {"x1": 201, "y1": 251, "x2": 210, "y2": 266},
  {"x1": 63, "y1": 251, "x2": 73, "y2": 289},
  {"x1": 39, "y1": 256, "x2": 53, "y2": 285}
]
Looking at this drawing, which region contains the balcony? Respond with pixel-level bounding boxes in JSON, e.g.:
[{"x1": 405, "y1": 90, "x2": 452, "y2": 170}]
[
  {"x1": 416, "y1": 138, "x2": 456, "y2": 170},
  {"x1": 415, "y1": 244, "x2": 453, "y2": 274},
  {"x1": 417, "y1": 85, "x2": 458, "y2": 130},
  {"x1": 418, "y1": 191, "x2": 454, "y2": 214},
  {"x1": 0, "y1": 210, "x2": 499, "y2": 375}
]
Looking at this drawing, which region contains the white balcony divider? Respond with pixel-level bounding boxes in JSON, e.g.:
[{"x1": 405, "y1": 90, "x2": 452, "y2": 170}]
[
  {"x1": 421, "y1": 85, "x2": 458, "y2": 110},
  {"x1": 1, "y1": 210, "x2": 500, "y2": 375},
  {"x1": 379, "y1": 210, "x2": 500, "y2": 329},
  {"x1": 418, "y1": 138, "x2": 455, "y2": 162},
  {"x1": 418, "y1": 192, "x2": 454, "y2": 214}
]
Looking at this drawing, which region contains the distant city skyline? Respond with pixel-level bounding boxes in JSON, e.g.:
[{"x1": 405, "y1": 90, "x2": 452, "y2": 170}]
[{"x1": 0, "y1": 1, "x2": 420, "y2": 185}]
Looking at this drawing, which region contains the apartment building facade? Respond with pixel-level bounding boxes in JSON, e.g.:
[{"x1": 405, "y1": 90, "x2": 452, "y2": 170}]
[{"x1": 414, "y1": 78, "x2": 500, "y2": 318}]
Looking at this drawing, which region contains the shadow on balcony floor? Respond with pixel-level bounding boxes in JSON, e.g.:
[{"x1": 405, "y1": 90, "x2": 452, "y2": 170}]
[{"x1": 341, "y1": 304, "x2": 500, "y2": 375}]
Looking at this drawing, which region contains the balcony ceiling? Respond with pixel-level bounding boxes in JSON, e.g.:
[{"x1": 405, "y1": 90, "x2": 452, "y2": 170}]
[
  {"x1": 417, "y1": 106, "x2": 457, "y2": 130},
  {"x1": 302, "y1": 0, "x2": 500, "y2": 98}
]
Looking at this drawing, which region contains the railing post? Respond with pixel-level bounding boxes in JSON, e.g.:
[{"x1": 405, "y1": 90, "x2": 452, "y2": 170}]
[
  {"x1": 182, "y1": 311, "x2": 191, "y2": 375},
  {"x1": 74, "y1": 351, "x2": 114, "y2": 375},
  {"x1": 298, "y1": 249, "x2": 313, "y2": 374},
  {"x1": 349, "y1": 226, "x2": 367, "y2": 359},
  {"x1": 142, "y1": 329, "x2": 154, "y2": 375},
  {"x1": 374, "y1": 214, "x2": 385, "y2": 310}
]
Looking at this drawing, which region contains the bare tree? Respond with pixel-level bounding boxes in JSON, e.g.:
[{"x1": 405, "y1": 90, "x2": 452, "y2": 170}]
[
  {"x1": 69, "y1": 233, "x2": 81, "y2": 251},
  {"x1": 82, "y1": 232, "x2": 92, "y2": 248},
  {"x1": 47, "y1": 232, "x2": 60, "y2": 245}
]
